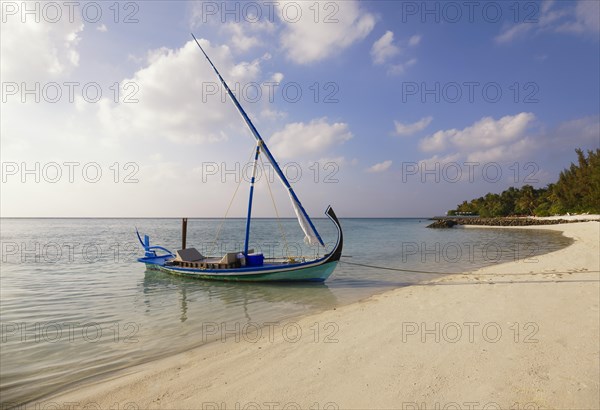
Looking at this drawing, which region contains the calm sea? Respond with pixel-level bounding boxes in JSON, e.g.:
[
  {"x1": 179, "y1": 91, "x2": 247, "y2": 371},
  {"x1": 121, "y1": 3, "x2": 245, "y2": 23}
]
[{"x1": 0, "y1": 218, "x2": 572, "y2": 405}]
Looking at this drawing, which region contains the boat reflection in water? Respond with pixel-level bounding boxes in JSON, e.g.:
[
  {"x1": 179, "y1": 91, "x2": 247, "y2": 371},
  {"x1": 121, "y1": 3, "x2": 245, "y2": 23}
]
[{"x1": 141, "y1": 268, "x2": 339, "y2": 326}]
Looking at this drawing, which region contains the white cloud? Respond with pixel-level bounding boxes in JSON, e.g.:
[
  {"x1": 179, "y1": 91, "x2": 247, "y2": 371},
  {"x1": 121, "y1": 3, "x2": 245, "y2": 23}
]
[
  {"x1": 408, "y1": 35, "x2": 421, "y2": 46},
  {"x1": 557, "y1": 0, "x2": 600, "y2": 33},
  {"x1": 371, "y1": 31, "x2": 400, "y2": 65},
  {"x1": 417, "y1": 154, "x2": 462, "y2": 175},
  {"x1": 271, "y1": 72, "x2": 284, "y2": 83},
  {"x1": 371, "y1": 31, "x2": 420, "y2": 74},
  {"x1": 190, "y1": 1, "x2": 378, "y2": 65},
  {"x1": 495, "y1": 0, "x2": 567, "y2": 44},
  {"x1": 419, "y1": 153, "x2": 461, "y2": 165},
  {"x1": 278, "y1": 0, "x2": 375, "y2": 64},
  {"x1": 465, "y1": 137, "x2": 537, "y2": 163},
  {"x1": 418, "y1": 113, "x2": 539, "y2": 163},
  {"x1": 547, "y1": 115, "x2": 600, "y2": 153},
  {"x1": 496, "y1": 0, "x2": 598, "y2": 44},
  {"x1": 367, "y1": 160, "x2": 392, "y2": 173},
  {"x1": 260, "y1": 108, "x2": 287, "y2": 120},
  {"x1": 387, "y1": 58, "x2": 417, "y2": 76},
  {"x1": 220, "y1": 21, "x2": 276, "y2": 52},
  {"x1": 554, "y1": 115, "x2": 599, "y2": 140},
  {"x1": 394, "y1": 116, "x2": 433, "y2": 137},
  {"x1": 226, "y1": 24, "x2": 260, "y2": 51},
  {"x1": 417, "y1": 114, "x2": 598, "y2": 166},
  {"x1": 268, "y1": 118, "x2": 353, "y2": 159},
  {"x1": 495, "y1": 21, "x2": 536, "y2": 44},
  {"x1": 453, "y1": 113, "x2": 535, "y2": 149},
  {"x1": 97, "y1": 24, "x2": 108, "y2": 32},
  {"x1": 420, "y1": 113, "x2": 536, "y2": 153},
  {"x1": 0, "y1": 17, "x2": 84, "y2": 81},
  {"x1": 127, "y1": 53, "x2": 145, "y2": 64},
  {"x1": 98, "y1": 39, "x2": 266, "y2": 144},
  {"x1": 190, "y1": 2, "x2": 276, "y2": 54},
  {"x1": 0, "y1": 16, "x2": 92, "y2": 175},
  {"x1": 419, "y1": 129, "x2": 453, "y2": 153}
]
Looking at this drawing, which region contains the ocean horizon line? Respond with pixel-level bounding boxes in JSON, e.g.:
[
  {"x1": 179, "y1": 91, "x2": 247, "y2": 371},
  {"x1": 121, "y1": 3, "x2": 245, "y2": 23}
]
[{"x1": 0, "y1": 216, "x2": 432, "y2": 220}]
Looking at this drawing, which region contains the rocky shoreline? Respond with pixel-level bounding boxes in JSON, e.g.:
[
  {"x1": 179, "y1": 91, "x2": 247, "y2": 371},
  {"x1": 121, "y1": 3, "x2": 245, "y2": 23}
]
[{"x1": 427, "y1": 217, "x2": 599, "y2": 228}]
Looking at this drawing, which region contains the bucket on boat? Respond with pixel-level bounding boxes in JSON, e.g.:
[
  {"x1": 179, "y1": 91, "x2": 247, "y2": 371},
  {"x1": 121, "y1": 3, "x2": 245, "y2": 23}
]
[{"x1": 246, "y1": 253, "x2": 264, "y2": 267}]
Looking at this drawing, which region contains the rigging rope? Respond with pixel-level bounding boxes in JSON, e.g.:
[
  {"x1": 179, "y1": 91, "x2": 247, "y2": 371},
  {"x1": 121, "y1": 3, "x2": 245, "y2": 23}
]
[
  {"x1": 258, "y1": 154, "x2": 290, "y2": 255},
  {"x1": 213, "y1": 145, "x2": 257, "y2": 247},
  {"x1": 340, "y1": 260, "x2": 600, "y2": 276}
]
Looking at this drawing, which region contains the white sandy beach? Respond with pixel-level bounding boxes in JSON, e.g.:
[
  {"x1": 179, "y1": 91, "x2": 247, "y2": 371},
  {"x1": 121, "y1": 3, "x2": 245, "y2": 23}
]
[{"x1": 42, "y1": 221, "x2": 599, "y2": 409}]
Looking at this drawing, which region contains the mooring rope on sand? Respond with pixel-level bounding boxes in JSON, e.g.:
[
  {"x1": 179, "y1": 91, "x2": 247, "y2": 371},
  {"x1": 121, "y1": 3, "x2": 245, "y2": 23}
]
[{"x1": 339, "y1": 260, "x2": 600, "y2": 276}]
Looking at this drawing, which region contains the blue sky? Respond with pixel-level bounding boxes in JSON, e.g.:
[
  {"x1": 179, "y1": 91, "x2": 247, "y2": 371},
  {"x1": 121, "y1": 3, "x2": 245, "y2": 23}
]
[{"x1": 1, "y1": 0, "x2": 599, "y2": 217}]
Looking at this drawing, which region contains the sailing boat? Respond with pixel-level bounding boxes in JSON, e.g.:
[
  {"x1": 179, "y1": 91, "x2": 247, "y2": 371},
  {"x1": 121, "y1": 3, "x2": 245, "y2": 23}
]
[{"x1": 135, "y1": 34, "x2": 343, "y2": 282}]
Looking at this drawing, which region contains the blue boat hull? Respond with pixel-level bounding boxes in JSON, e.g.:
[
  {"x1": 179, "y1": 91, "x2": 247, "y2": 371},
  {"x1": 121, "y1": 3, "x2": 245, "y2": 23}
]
[
  {"x1": 143, "y1": 260, "x2": 338, "y2": 282},
  {"x1": 137, "y1": 206, "x2": 344, "y2": 283}
]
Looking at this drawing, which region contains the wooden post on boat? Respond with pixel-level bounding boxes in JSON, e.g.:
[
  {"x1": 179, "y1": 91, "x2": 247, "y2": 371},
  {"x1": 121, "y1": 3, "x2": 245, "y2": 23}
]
[{"x1": 182, "y1": 218, "x2": 188, "y2": 250}]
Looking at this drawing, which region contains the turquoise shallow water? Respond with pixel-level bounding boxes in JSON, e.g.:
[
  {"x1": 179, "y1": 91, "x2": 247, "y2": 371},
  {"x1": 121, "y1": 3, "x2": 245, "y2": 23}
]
[{"x1": 0, "y1": 218, "x2": 572, "y2": 405}]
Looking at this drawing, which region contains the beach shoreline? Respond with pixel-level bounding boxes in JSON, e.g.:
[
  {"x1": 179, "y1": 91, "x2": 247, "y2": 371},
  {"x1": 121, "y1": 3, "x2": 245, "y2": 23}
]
[
  {"x1": 428, "y1": 214, "x2": 600, "y2": 228},
  {"x1": 37, "y1": 221, "x2": 600, "y2": 409}
]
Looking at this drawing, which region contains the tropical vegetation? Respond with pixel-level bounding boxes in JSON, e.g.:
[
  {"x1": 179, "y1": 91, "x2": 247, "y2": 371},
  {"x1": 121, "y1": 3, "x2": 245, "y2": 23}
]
[{"x1": 447, "y1": 149, "x2": 600, "y2": 217}]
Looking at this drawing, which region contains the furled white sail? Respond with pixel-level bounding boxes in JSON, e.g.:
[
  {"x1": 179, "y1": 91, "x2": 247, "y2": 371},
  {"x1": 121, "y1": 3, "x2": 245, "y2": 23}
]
[
  {"x1": 266, "y1": 152, "x2": 322, "y2": 246},
  {"x1": 288, "y1": 191, "x2": 321, "y2": 246},
  {"x1": 255, "y1": 143, "x2": 324, "y2": 247}
]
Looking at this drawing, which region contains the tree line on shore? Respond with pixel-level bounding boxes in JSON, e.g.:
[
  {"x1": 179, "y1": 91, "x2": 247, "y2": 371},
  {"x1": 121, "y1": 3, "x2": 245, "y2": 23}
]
[{"x1": 448, "y1": 149, "x2": 600, "y2": 217}]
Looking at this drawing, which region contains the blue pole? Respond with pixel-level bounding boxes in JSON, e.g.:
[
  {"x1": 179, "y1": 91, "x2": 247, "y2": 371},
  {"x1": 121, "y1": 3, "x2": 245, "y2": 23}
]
[{"x1": 244, "y1": 144, "x2": 261, "y2": 256}]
